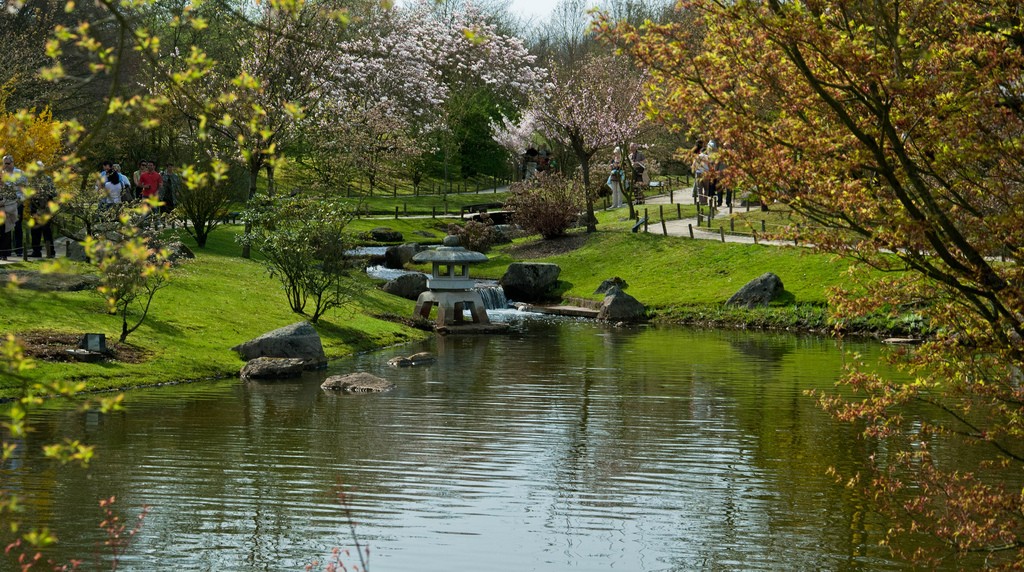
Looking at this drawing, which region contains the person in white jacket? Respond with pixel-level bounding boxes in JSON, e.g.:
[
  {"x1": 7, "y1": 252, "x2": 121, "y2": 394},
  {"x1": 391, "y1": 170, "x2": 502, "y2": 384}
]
[{"x1": 607, "y1": 148, "x2": 624, "y2": 209}]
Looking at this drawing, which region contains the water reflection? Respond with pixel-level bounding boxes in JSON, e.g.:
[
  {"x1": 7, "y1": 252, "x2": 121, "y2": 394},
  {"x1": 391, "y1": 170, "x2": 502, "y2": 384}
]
[{"x1": 5, "y1": 323, "x2": 925, "y2": 571}]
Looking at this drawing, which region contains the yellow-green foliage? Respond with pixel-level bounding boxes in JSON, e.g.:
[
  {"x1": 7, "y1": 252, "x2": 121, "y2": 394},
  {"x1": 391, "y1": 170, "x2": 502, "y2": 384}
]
[{"x1": 0, "y1": 82, "x2": 63, "y2": 168}]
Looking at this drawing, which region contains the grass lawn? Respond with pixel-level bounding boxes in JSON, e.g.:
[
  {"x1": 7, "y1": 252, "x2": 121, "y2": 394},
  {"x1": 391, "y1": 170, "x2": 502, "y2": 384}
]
[
  {"x1": 3, "y1": 203, "x2": 907, "y2": 398},
  {"x1": 0, "y1": 226, "x2": 425, "y2": 399},
  {"x1": 473, "y1": 229, "x2": 847, "y2": 307}
]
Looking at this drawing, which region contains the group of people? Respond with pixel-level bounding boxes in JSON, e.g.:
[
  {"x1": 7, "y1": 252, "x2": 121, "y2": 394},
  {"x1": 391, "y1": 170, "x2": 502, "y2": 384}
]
[
  {"x1": 98, "y1": 159, "x2": 181, "y2": 213},
  {"x1": 522, "y1": 147, "x2": 554, "y2": 180},
  {"x1": 1, "y1": 155, "x2": 57, "y2": 260},
  {"x1": 0, "y1": 156, "x2": 186, "y2": 261},
  {"x1": 526, "y1": 139, "x2": 739, "y2": 212},
  {"x1": 606, "y1": 143, "x2": 648, "y2": 209},
  {"x1": 691, "y1": 139, "x2": 732, "y2": 208}
]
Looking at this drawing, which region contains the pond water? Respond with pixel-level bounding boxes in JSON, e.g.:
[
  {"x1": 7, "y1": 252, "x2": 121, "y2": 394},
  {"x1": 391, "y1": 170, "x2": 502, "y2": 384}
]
[{"x1": 6, "y1": 316, "x2": 934, "y2": 571}]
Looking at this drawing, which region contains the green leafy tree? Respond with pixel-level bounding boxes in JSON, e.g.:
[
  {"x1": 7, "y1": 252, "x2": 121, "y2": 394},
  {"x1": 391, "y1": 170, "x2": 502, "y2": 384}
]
[
  {"x1": 158, "y1": 3, "x2": 339, "y2": 257},
  {"x1": 174, "y1": 161, "x2": 234, "y2": 248},
  {"x1": 603, "y1": 0, "x2": 1024, "y2": 567},
  {"x1": 240, "y1": 196, "x2": 358, "y2": 323}
]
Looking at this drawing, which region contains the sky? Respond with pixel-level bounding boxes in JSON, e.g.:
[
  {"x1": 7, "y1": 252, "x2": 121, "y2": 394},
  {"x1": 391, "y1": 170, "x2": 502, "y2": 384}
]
[
  {"x1": 506, "y1": 0, "x2": 556, "y2": 21},
  {"x1": 503, "y1": 0, "x2": 600, "y2": 25},
  {"x1": 395, "y1": 0, "x2": 598, "y2": 28}
]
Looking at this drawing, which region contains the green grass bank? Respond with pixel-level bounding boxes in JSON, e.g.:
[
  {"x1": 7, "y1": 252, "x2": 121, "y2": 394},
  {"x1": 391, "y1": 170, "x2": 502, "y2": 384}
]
[
  {"x1": 0, "y1": 226, "x2": 428, "y2": 399},
  {"x1": 1, "y1": 213, "x2": 910, "y2": 399}
]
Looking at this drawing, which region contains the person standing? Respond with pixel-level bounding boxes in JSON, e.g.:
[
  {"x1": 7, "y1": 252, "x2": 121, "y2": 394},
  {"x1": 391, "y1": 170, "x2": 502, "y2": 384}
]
[
  {"x1": 536, "y1": 150, "x2": 551, "y2": 174},
  {"x1": 138, "y1": 160, "x2": 163, "y2": 200},
  {"x1": 113, "y1": 163, "x2": 133, "y2": 201},
  {"x1": 29, "y1": 162, "x2": 56, "y2": 258},
  {"x1": 705, "y1": 139, "x2": 721, "y2": 206},
  {"x1": 523, "y1": 148, "x2": 539, "y2": 180},
  {"x1": 691, "y1": 141, "x2": 710, "y2": 204},
  {"x1": 714, "y1": 142, "x2": 731, "y2": 208},
  {"x1": 160, "y1": 162, "x2": 181, "y2": 214},
  {"x1": 2, "y1": 155, "x2": 27, "y2": 257},
  {"x1": 0, "y1": 157, "x2": 18, "y2": 260},
  {"x1": 102, "y1": 170, "x2": 126, "y2": 207},
  {"x1": 132, "y1": 160, "x2": 145, "y2": 198},
  {"x1": 608, "y1": 149, "x2": 624, "y2": 209},
  {"x1": 97, "y1": 161, "x2": 113, "y2": 188},
  {"x1": 629, "y1": 143, "x2": 647, "y2": 205}
]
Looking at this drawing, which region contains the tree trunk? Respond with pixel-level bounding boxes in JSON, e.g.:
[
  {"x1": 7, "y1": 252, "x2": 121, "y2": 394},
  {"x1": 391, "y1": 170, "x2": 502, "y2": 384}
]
[
  {"x1": 572, "y1": 137, "x2": 598, "y2": 233},
  {"x1": 195, "y1": 226, "x2": 209, "y2": 248},
  {"x1": 241, "y1": 161, "x2": 260, "y2": 259}
]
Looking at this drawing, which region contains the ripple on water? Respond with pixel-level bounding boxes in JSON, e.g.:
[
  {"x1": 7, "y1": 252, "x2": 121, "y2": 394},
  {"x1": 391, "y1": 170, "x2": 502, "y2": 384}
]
[{"x1": 8, "y1": 324, "x2": 923, "y2": 571}]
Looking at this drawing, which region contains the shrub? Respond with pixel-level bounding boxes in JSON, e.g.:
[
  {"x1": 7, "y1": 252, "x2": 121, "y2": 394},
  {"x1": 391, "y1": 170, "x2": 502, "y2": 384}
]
[
  {"x1": 86, "y1": 201, "x2": 173, "y2": 343},
  {"x1": 239, "y1": 195, "x2": 358, "y2": 323},
  {"x1": 504, "y1": 173, "x2": 585, "y2": 239},
  {"x1": 447, "y1": 218, "x2": 498, "y2": 252},
  {"x1": 175, "y1": 162, "x2": 235, "y2": 248}
]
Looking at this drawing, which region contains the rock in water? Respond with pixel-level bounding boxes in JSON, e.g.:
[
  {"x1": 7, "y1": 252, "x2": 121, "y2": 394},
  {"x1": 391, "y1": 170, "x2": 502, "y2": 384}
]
[
  {"x1": 231, "y1": 321, "x2": 327, "y2": 369},
  {"x1": 321, "y1": 372, "x2": 395, "y2": 393},
  {"x1": 240, "y1": 357, "x2": 308, "y2": 379}
]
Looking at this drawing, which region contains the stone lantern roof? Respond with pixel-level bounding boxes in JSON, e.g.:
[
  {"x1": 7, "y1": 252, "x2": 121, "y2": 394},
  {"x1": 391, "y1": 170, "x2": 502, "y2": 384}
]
[
  {"x1": 412, "y1": 235, "x2": 488, "y2": 265},
  {"x1": 413, "y1": 235, "x2": 487, "y2": 292}
]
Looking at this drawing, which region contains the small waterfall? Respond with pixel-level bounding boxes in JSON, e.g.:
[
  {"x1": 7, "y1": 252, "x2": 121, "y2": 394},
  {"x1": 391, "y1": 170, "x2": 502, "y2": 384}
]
[
  {"x1": 363, "y1": 263, "x2": 508, "y2": 310},
  {"x1": 476, "y1": 285, "x2": 508, "y2": 310}
]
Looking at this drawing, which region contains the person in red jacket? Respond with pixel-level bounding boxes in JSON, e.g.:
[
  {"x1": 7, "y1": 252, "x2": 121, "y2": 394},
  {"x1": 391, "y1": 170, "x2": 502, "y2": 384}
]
[{"x1": 138, "y1": 160, "x2": 163, "y2": 200}]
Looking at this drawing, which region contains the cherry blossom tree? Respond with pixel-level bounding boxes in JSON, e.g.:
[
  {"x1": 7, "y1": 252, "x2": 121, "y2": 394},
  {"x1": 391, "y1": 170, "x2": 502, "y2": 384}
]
[
  {"x1": 321, "y1": 0, "x2": 546, "y2": 190},
  {"x1": 300, "y1": 98, "x2": 424, "y2": 199},
  {"x1": 535, "y1": 53, "x2": 647, "y2": 230},
  {"x1": 603, "y1": 0, "x2": 1024, "y2": 567},
  {"x1": 491, "y1": 109, "x2": 538, "y2": 179}
]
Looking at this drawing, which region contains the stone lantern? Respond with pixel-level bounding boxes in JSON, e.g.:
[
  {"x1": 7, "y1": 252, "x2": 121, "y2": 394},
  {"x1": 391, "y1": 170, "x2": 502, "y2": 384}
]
[{"x1": 412, "y1": 235, "x2": 490, "y2": 326}]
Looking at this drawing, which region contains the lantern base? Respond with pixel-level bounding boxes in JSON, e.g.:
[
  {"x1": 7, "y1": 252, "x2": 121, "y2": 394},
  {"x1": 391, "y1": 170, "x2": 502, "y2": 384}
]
[{"x1": 413, "y1": 290, "x2": 491, "y2": 326}]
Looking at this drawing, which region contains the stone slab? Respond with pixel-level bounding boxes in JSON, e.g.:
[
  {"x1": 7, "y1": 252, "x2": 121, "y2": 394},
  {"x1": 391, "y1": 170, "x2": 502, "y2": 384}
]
[{"x1": 521, "y1": 304, "x2": 599, "y2": 319}]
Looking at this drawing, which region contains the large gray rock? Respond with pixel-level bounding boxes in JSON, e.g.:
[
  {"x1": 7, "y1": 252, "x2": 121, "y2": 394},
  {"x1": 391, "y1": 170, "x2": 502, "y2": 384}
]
[
  {"x1": 500, "y1": 262, "x2": 561, "y2": 302},
  {"x1": 0, "y1": 270, "x2": 99, "y2": 291},
  {"x1": 594, "y1": 277, "x2": 628, "y2": 295},
  {"x1": 726, "y1": 272, "x2": 785, "y2": 308},
  {"x1": 240, "y1": 357, "x2": 308, "y2": 379},
  {"x1": 384, "y1": 243, "x2": 422, "y2": 269},
  {"x1": 321, "y1": 372, "x2": 395, "y2": 393},
  {"x1": 597, "y1": 287, "x2": 646, "y2": 322},
  {"x1": 382, "y1": 273, "x2": 428, "y2": 300},
  {"x1": 231, "y1": 321, "x2": 327, "y2": 369},
  {"x1": 66, "y1": 240, "x2": 88, "y2": 262},
  {"x1": 370, "y1": 227, "x2": 404, "y2": 243}
]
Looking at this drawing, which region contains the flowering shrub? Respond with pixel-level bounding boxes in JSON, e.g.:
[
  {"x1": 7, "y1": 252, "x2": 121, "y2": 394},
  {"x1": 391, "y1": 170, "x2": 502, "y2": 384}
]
[
  {"x1": 447, "y1": 218, "x2": 499, "y2": 253},
  {"x1": 504, "y1": 174, "x2": 585, "y2": 239}
]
